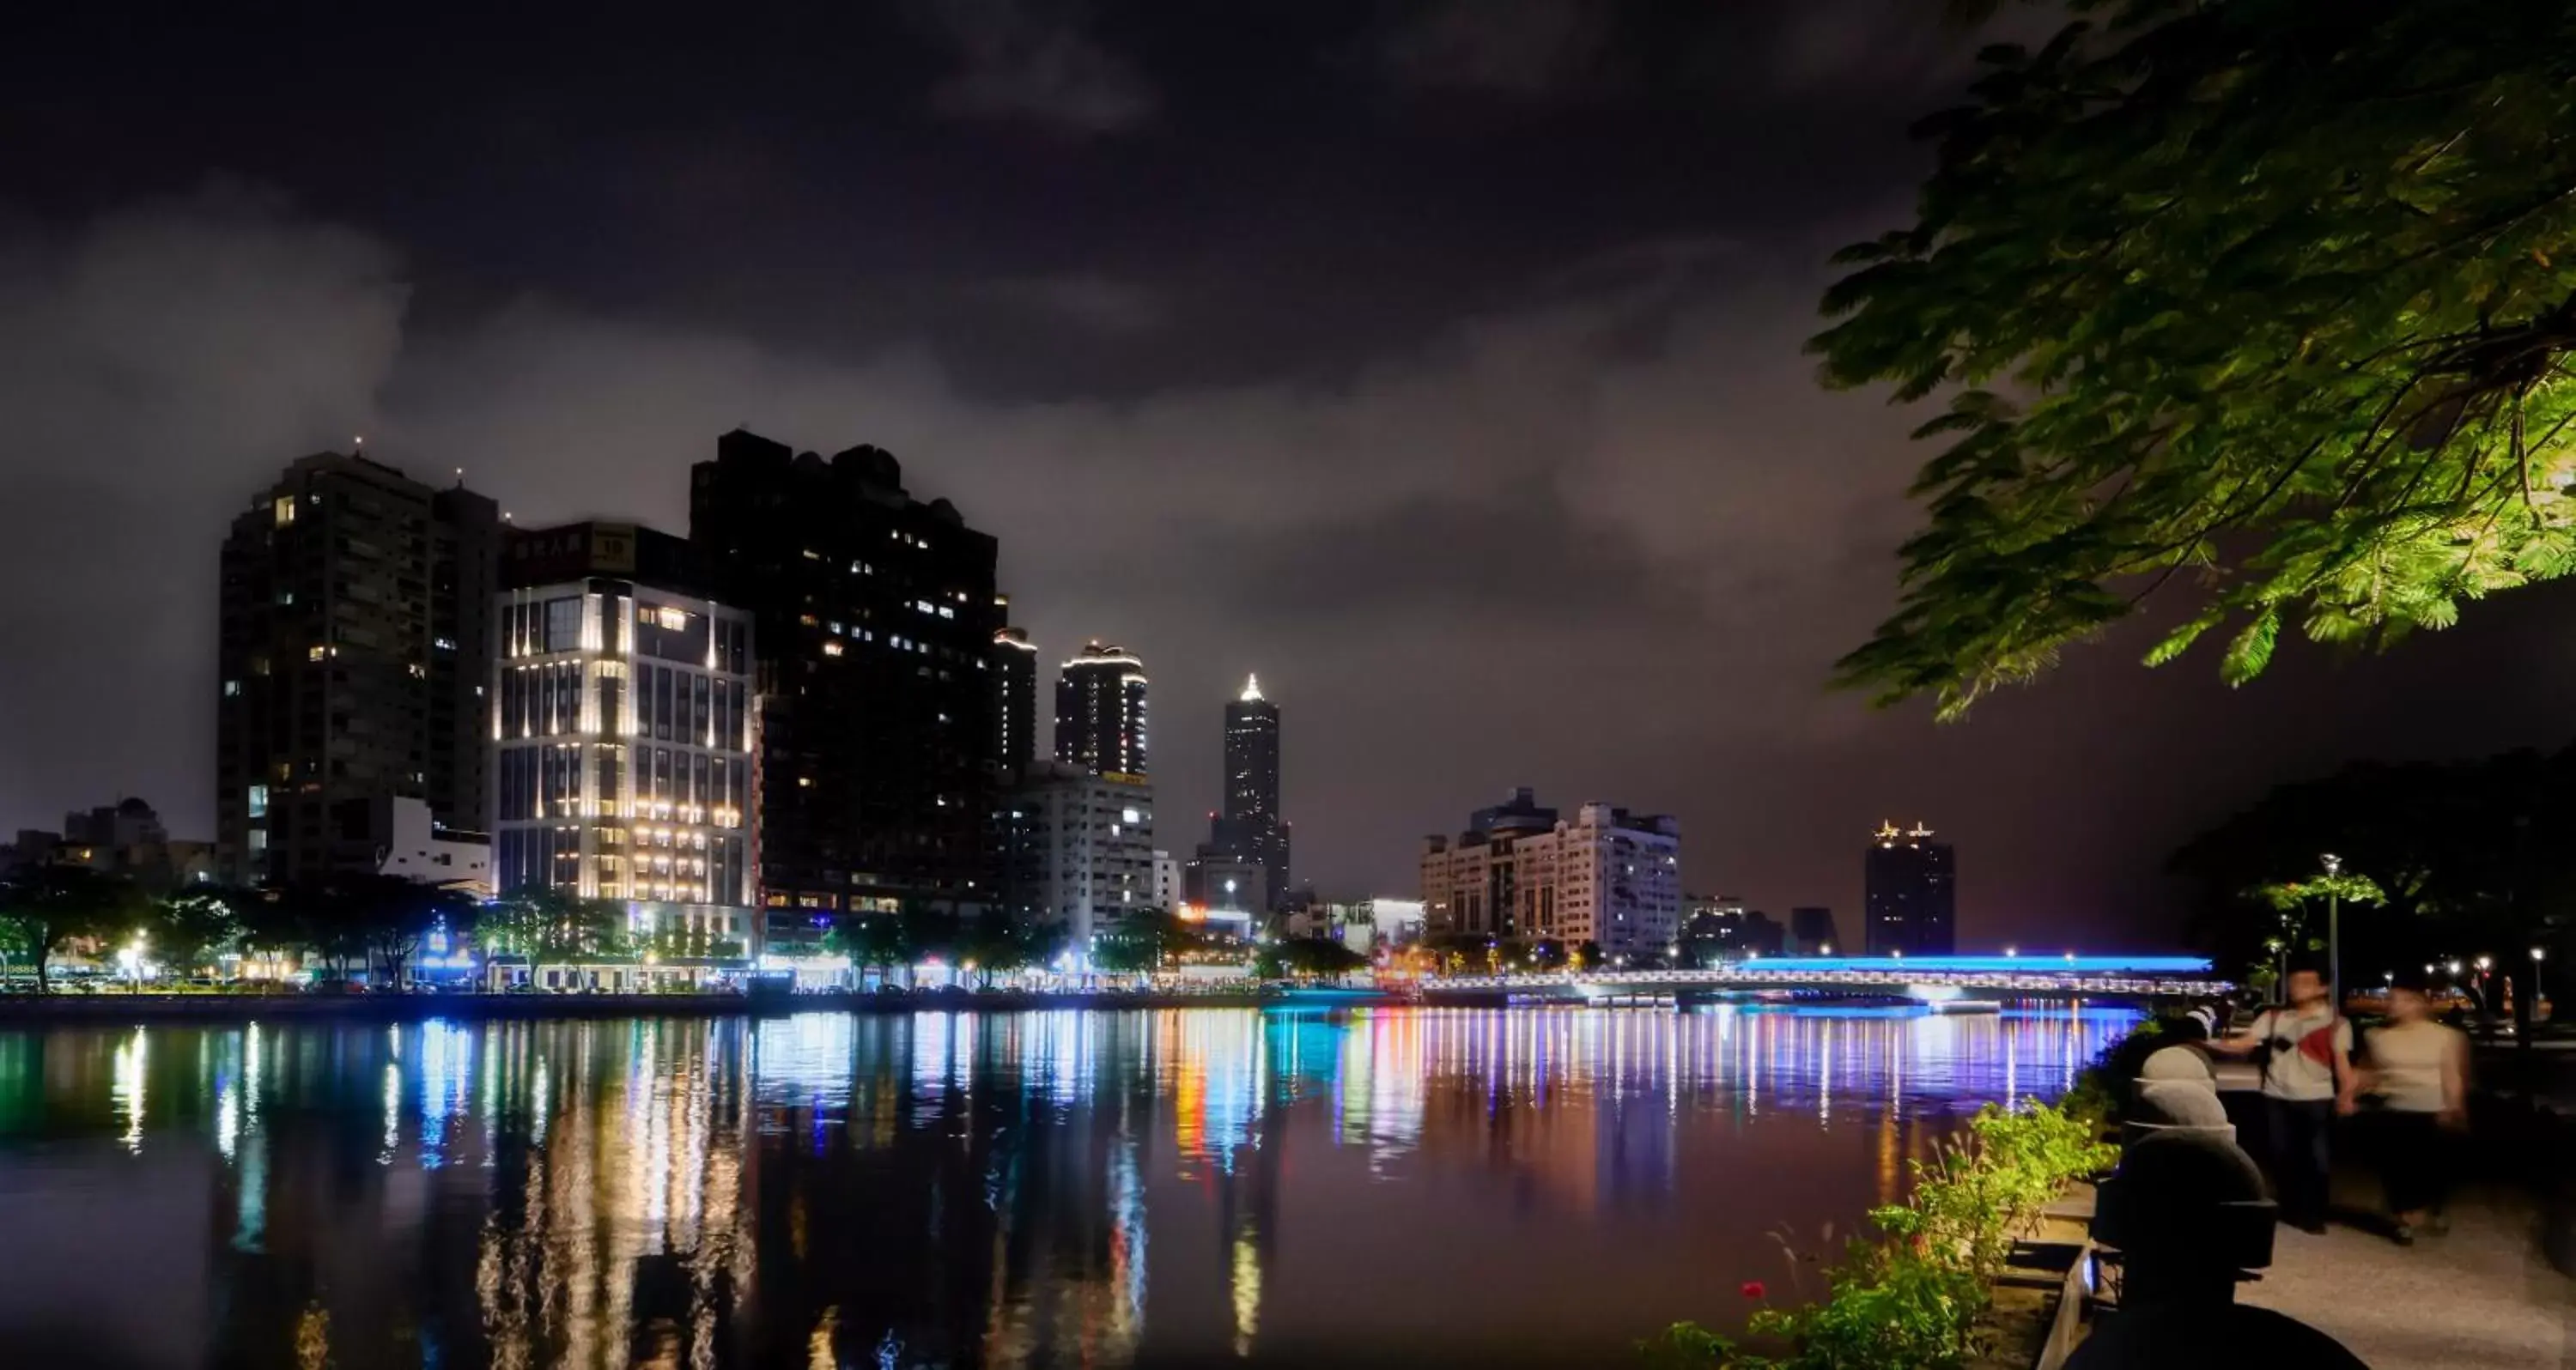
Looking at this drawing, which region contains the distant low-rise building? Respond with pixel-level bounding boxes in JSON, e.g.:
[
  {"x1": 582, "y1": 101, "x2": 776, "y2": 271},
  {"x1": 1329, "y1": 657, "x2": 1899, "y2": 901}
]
[
  {"x1": 374, "y1": 796, "x2": 493, "y2": 896},
  {"x1": 1683, "y1": 897, "x2": 1784, "y2": 964},
  {"x1": 4, "y1": 797, "x2": 215, "y2": 893},
  {"x1": 1006, "y1": 760, "x2": 1156, "y2": 965},
  {"x1": 1789, "y1": 906, "x2": 1841, "y2": 956},
  {"x1": 1419, "y1": 787, "x2": 1680, "y2": 955}
]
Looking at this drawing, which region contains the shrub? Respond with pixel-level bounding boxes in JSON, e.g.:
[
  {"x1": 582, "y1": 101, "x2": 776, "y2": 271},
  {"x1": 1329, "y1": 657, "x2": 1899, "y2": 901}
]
[{"x1": 1642, "y1": 1095, "x2": 2117, "y2": 1369}]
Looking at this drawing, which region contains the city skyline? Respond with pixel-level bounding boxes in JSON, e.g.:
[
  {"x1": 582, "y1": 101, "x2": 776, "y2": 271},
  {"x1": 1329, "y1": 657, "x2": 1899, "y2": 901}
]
[{"x1": 9, "y1": 5, "x2": 2576, "y2": 949}]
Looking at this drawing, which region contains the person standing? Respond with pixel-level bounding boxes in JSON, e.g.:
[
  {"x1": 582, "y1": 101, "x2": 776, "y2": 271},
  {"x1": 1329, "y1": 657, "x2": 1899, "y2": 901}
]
[
  {"x1": 2361, "y1": 981, "x2": 2469, "y2": 1245},
  {"x1": 2215, "y1": 966, "x2": 2356, "y2": 1233}
]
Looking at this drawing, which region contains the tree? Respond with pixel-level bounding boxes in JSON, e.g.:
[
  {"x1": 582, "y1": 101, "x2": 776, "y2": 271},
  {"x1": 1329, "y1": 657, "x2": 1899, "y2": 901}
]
[
  {"x1": 1256, "y1": 937, "x2": 1368, "y2": 982},
  {"x1": 956, "y1": 913, "x2": 1046, "y2": 988},
  {"x1": 0, "y1": 865, "x2": 149, "y2": 990},
  {"x1": 2170, "y1": 743, "x2": 2576, "y2": 986},
  {"x1": 147, "y1": 888, "x2": 258, "y2": 977},
  {"x1": 1093, "y1": 909, "x2": 1191, "y2": 976},
  {"x1": 474, "y1": 887, "x2": 629, "y2": 981},
  {"x1": 272, "y1": 874, "x2": 477, "y2": 986},
  {"x1": 1817, "y1": 1, "x2": 2576, "y2": 718}
]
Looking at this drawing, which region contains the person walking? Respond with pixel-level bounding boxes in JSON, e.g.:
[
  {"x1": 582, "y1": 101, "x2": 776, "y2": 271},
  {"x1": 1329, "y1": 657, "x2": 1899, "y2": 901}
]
[
  {"x1": 2215, "y1": 966, "x2": 2356, "y2": 1233},
  {"x1": 2360, "y1": 980, "x2": 2469, "y2": 1245}
]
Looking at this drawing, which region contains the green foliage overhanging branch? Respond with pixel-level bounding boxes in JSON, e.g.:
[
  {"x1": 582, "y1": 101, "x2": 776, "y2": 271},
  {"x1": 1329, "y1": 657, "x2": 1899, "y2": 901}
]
[
  {"x1": 1642, "y1": 1096, "x2": 2117, "y2": 1369},
  {"x1": 1818, "y1": 0, "x2": 2576, "y2": 718}
]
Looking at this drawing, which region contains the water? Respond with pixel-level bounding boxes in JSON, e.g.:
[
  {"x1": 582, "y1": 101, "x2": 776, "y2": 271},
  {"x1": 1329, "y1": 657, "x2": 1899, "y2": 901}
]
[{"x1": 0, "y1": 1004, "x2": 2134, "y2": 1368}]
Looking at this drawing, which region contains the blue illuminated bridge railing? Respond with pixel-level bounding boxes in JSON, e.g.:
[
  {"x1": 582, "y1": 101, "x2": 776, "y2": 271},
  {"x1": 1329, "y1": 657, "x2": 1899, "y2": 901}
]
[{"x1": 1419, "y1": 955, "x2": 2228, "y2": 998}]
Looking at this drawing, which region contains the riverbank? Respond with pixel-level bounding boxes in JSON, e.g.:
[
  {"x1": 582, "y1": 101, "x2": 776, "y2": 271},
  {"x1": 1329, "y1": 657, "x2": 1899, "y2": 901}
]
[{"x1": 0, "y1": 985, "x2": 1405, "y2": 1025}]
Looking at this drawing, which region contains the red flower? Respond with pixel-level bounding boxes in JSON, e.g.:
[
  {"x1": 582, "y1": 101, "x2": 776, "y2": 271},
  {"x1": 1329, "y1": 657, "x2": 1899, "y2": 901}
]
[{"x1": 1740, "y1": 1281, "x2": 1766, "y2": 1300}]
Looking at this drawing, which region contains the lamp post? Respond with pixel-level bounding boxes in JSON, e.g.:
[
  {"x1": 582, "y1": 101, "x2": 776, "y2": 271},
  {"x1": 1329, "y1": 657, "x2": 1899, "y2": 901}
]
[
  {"x1": 2320, "y1": 852, "x2": 2342, "y2": 1009},
  {"x1": 2533, "y1": 947, "x2": 2548, "y2": 1022}
]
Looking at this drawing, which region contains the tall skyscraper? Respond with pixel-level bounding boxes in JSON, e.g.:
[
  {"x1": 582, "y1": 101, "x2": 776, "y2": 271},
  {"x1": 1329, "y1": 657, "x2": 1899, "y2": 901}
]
[
  {"x1": 492, "y1": 521, "x2": 759, "y2": 959},
  {"x1": 1863, "y1": 821, "x2": 1956, "y2": 956},
  {"x1": 1054, "y1": 641, "x2": 1148, "y2": 779},
  {"x1": 992, "y1": 621, "x2": 1037, "y2": 775},
  {"x1": 216, "y1": 451, "x2": 498, "y2": 886},
  {"x1": 1419, "y1": 788, "x2": 1681, "y2": 955},
  {"x1": 689, "y1": 429, "x2": 1000, "y2": 924},
  {"x1": 1188, "y1": 674, "x2": 1289, "y2": 912}
]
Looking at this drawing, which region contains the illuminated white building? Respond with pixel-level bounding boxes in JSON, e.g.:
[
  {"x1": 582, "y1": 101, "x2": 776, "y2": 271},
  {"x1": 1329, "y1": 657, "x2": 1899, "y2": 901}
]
[
  {"x1": 491, "y1": 523, "x2": 757, "y2": 956},
  {"x1": 1420, "y1": 788, "x2": 1680, "y2": 955}
]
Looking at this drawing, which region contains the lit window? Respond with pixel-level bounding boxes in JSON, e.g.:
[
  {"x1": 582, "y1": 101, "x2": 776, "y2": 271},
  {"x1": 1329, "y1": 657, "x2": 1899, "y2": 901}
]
[
  {"x1": 246, "y1": 784, "x2": 268, "y2": 818},
  {"x1": 656, "y1": 606, "x2": 688, "y2": 631},
  {"x1": 247, "y1": 829, "x2": 267, "y2": 854},
  {"x1": 272, "y1": 496, "x2": 295, "y2": 527},
  {"x1": 307, "y1": 645, "x2": 326, "y2": 662},
  {"x1": 222, "y1": 679, "x2": 241, "y2": 698},
  {"x1": 822, "y1": 640, "x2": 844, "y2": 658}
]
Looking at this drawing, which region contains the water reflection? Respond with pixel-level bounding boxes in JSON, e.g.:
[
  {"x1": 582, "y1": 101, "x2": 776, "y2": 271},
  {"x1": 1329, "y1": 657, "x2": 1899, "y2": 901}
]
[{"x1": 0, "y1": 1005, "x2": 2131, "y2": 1367}]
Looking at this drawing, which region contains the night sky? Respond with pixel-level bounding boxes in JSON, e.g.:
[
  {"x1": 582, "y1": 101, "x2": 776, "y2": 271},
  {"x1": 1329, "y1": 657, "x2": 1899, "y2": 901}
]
[{"x1": 7, "y1": 1, "x2": 2573, "y2": 947}]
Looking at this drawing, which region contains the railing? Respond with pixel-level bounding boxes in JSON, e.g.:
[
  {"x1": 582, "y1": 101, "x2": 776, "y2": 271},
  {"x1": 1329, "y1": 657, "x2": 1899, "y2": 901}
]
[{"x1": 1421, "y1": 965, "x2": 2228, "y2": 997}]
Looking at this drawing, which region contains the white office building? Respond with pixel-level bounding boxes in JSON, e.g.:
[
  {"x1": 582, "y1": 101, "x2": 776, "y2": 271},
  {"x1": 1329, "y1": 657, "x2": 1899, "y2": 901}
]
[{"x1": 1420, "y1": 789, "x2": 1680, "y2": 955}]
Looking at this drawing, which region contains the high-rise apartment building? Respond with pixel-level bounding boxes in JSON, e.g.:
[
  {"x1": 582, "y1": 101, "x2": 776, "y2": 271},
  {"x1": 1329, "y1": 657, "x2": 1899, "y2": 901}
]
[
  {"x1": 1863, "y1": 821, "x2": 1955, "y2": 956},
  {"x1": 1054, "y1": 642, "x2": 1148, "y2": 780},
  {"x1": 1190, "y1": 674, "x2": 1290, "y2": 912},
  {"x1": 1005, "y1": 760, "x2": 1156, "y2": 958},
  {"x1": 993, "y1": 621, "x2": 1037, "y2": 775},
  {"x1": 689, "y1": 430, "x2": 1001, "y2": 923},
  {"x1": 1419, "y1": 788, "x2": 1680, "y2": 955},
  {"x1": 216, "y1": 452, "x2": 498, "y2": 886},
  {"x1": 491, "y1": 521, "x2": 758, "y2": 955}
]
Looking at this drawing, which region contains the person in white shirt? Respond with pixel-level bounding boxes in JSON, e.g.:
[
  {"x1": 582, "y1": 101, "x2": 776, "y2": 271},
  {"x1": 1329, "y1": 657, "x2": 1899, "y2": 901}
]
[
  {"x1": 2360, "y1": 980, "x2": 2469, "y2": 1245},
  {"x1": 2214, "y1": 967, "x2": 2356, "y2": 1233}
]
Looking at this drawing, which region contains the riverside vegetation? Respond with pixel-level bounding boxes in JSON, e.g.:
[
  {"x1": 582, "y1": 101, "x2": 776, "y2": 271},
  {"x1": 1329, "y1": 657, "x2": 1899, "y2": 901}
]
[{"x1": 1642, "y1": 1036, "x2": 2134, "y2": 1369}]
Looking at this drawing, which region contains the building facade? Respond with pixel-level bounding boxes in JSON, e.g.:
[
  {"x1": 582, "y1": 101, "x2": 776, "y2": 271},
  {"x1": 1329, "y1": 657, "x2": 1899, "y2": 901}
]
[
  {"x1": 1006, "y1": 760, "x2": 1157, "y2": 960},
  {"x1": 1054, "y1": 642, "x2": 1149, "y2": 780},
  {"x1": 216, "y1": 452, "x2": 498, "y2": 886},
  {"x1": 1863, "y1": 821, "x2": 1956, "y2": 956},
  {"x1": 992, "y1": 621, "x2": 1037, "y2": 776},
  {"x1": 493, "y1": 521, "x2": 757, "y2": 955},
  {"x1": 689, "y1": 429, "x2": 1001, "y2": 923},
  {"x1": 1419, "y1": 788, "x2": 1681, "y2": 955}
]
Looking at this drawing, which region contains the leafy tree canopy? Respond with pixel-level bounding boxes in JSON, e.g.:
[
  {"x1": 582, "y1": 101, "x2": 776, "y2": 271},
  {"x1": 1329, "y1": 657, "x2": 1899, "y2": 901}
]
[
  {"x1": 0, "y1": 864, "x2": 150, "y2": 986},
  {"x1": 2170, "y1": 742, "x2": 2576, "y2": 978},
  {"x1": 1820, "y1": 0, "x2": 2576, "y2": 717}
]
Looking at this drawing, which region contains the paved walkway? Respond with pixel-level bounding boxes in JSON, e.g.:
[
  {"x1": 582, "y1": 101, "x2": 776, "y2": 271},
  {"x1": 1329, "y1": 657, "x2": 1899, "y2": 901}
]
[{"x1": 2236, "y1": 1183, "x2": 2574, "y2": 1367}]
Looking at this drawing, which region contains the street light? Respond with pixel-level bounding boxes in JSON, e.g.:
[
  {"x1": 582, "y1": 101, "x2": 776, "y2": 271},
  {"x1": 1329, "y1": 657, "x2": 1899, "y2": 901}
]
[
  {"x1": 2534, "y1": 948, "x2": 2548, "y2": 1016},
  {"x1": 2319, "y1": 852, "x2": 2343, "y2": 1006},
  {"x1": 2003, "y1": 945, "x2": 2018, "y2": 958}
]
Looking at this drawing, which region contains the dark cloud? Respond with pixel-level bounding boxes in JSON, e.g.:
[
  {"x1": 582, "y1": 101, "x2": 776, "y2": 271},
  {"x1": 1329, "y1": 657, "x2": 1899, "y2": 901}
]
[
  {"x1": 1370, "y1": 0, "x2": 1621, "y2": 96},
  {"x1": 917, "y1": 0, "x2": 1157, "y2": 136}
]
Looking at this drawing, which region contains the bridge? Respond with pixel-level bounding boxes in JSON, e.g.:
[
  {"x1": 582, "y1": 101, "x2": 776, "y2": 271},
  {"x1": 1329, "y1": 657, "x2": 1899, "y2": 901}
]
[{"x1": 1418, "y1": 954, "x2": 2228, "y2": 1005}]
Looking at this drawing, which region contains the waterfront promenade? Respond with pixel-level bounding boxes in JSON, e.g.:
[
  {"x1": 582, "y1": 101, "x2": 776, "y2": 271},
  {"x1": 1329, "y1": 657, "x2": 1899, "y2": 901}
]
[
  {"x1": 2211, "y1": 1057, "x2": 2575, "y2": 1368},
  {"x1": 2245, "y1": 1196, "x2": 2572, "y2": 1368}
]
